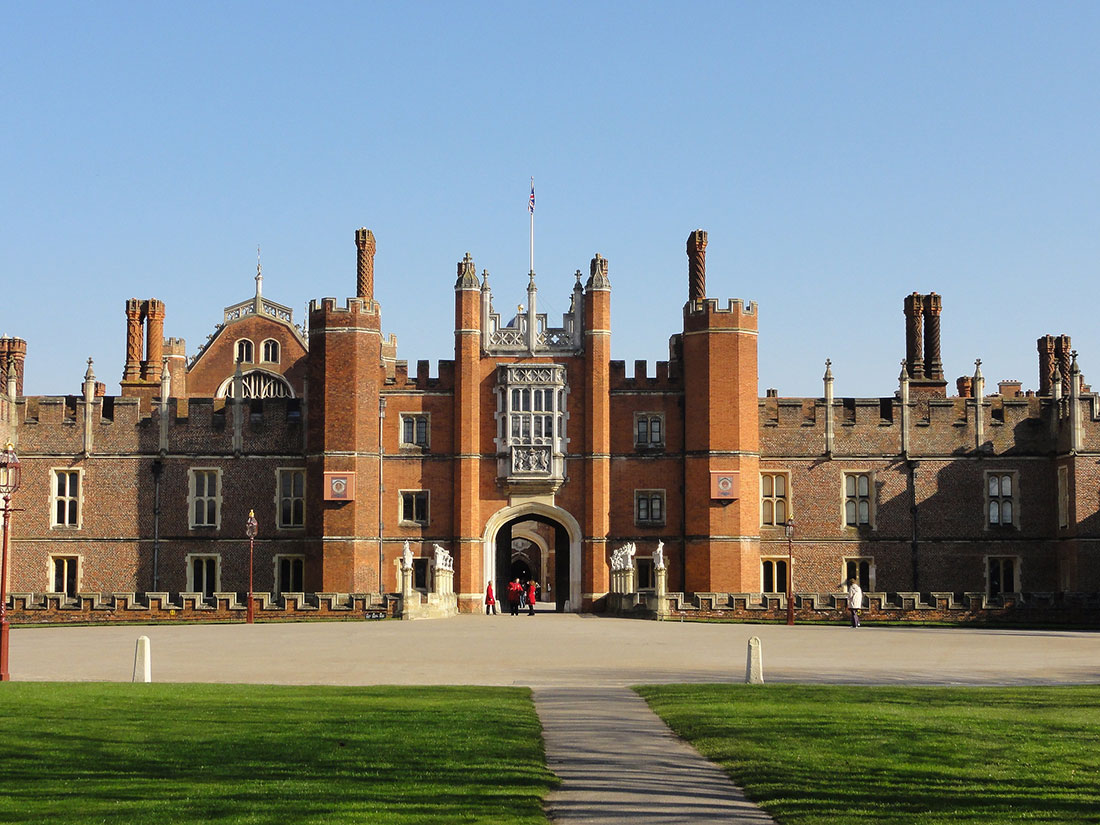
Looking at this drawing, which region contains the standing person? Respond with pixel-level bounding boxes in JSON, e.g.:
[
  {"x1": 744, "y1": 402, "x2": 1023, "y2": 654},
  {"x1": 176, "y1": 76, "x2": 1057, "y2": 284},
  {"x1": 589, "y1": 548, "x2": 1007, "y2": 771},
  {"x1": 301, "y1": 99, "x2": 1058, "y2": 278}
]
[
  {"x1": 846, "y1": 577, "x2": 863, "y2": 628},
  {"x1": 507, "y1": 578, "x2": 523, "y2": 616},
  {"x1": 484, "y1": 580, "x2": 497, "y2": 615},
  {"x1": 527, "y1": 579, "x2": 537, "y2": 616}
]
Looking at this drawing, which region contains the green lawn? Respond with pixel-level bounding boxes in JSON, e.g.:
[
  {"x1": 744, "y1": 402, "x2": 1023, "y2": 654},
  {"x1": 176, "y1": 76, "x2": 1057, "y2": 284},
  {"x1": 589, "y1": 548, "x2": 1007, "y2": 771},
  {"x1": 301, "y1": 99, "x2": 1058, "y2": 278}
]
[
  {"x1": 0, "y1": 683, "x2": 556, "y2": 825},
  {"x1": 636, "y1": 684, "x2": 1100, "y2": 825}
]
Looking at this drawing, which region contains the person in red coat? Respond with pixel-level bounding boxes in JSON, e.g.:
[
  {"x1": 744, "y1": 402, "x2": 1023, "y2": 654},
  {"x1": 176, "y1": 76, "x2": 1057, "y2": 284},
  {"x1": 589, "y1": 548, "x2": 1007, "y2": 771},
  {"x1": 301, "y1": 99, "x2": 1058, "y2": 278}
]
[
  {"x1": 526, "y1": 580, "x2": 537, "y2": 615},
  {"x1": 507, "y1": 578, "x2": 523, "y2": 616},
  {"x1": 484, "y1": 580, "x2": 497, "y2": 615}
]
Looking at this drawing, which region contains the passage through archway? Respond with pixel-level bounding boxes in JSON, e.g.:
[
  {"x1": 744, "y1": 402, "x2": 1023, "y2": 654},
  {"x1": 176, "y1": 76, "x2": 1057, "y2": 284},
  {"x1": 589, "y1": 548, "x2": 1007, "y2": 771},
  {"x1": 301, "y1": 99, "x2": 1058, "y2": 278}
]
[{"x1": 483, "y1": 504, "x2": 581, "y2": 612}]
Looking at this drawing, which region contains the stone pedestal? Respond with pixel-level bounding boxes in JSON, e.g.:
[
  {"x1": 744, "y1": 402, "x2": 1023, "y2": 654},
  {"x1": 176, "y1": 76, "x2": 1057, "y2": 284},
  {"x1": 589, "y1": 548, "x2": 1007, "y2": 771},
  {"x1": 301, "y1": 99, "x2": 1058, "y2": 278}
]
[
  {"x1": 400, "y1": 562, "x2": 457, "y2": 620},
  {"x1": 655, "y1": 567, "x2": 669, "y2": 619}
]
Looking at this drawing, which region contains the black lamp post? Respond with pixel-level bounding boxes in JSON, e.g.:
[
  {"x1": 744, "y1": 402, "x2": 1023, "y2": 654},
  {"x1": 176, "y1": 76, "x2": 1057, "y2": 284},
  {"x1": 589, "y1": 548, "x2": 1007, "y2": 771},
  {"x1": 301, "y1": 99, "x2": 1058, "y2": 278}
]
[
  {"x1": 245, "y1": 509, "x2": 258, "y2": 624},
  {"x1": 785, "y1": 517, "x2": 795, "y2": 627},
  {"x1": 0, "y1": 442, "x2": 22, "y2": 680}
]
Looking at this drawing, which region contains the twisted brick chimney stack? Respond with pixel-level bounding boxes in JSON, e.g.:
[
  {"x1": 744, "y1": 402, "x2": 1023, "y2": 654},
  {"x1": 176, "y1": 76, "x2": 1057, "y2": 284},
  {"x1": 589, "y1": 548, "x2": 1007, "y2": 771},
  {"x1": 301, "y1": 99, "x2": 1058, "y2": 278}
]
[
  {"x1": 687, "y1": 230, "x2": 708, "y2": 302},
  {"x1": 903, "y1": 292, "x2": 946, "y2": 397},
  {"x1": 355, "y1": 228, "x2": 376, "y2": 303},
  {"x1": 1037, "y1": 334, "x2": 1072, "y2": 396}
]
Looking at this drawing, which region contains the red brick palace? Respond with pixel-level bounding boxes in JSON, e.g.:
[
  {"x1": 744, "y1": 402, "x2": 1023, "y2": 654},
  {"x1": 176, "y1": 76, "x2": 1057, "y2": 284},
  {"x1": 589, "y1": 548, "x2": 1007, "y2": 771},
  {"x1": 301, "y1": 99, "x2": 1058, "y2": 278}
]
[{"x1": 1, "y1": 229, "x2": 1098, "y2": 615}]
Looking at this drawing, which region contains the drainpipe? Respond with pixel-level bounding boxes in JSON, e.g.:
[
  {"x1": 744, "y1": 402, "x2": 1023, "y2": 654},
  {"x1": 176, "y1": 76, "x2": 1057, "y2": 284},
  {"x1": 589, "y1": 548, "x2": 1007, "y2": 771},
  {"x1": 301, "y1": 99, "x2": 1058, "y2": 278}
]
[
  {"x1": 680, "y1": 397, "x2": 687, "y2": 594},
  {"x1": 378, "y1": 396, "x2": 386, "y2": 595},
  {"x1": 908, "y1": 459, "x2": 919, "y2": 592},
  {"x1": 151, "y1": 459, "x2": 163, "y2": 592}
]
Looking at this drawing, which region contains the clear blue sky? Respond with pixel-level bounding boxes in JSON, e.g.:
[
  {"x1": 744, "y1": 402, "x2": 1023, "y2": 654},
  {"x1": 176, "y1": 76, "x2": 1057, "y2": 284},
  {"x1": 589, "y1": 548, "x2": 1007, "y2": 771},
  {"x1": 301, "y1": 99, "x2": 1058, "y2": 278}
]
[{"x1": 3, "y1": 1, "x2": 1098, "y2": 398}]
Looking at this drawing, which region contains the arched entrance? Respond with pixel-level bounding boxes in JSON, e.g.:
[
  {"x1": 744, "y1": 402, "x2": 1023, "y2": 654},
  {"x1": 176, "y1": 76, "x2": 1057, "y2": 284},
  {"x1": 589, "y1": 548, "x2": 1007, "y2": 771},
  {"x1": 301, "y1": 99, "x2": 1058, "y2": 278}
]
[{"x1": 483, "y1": 503, "x2": 581, "y2": 612}]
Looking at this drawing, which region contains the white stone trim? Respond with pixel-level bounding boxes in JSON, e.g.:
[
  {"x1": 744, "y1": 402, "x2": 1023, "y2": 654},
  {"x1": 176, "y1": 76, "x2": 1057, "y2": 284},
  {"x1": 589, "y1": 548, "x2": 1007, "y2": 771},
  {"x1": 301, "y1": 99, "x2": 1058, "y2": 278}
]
[{"x1": 482, "y1": 502, "x2": 582, "y2": 611}]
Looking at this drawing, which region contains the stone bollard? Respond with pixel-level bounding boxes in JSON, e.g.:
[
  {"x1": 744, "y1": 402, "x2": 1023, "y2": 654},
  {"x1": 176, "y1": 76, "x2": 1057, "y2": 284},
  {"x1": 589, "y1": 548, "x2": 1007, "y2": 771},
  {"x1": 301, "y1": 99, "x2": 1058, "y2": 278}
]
[
  {"x1": 133, "y1": 635, "x2": 151, "y2": 683},
  {"x1": 745, "y1": 636, "x2": 764, "y2": 684}
]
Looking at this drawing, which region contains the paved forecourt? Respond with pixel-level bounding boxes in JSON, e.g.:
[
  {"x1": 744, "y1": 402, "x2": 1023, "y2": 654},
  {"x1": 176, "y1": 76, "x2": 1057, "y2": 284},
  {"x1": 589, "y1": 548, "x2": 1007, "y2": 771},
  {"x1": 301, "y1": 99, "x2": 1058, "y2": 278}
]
[{"x1": 9, "y1": 612, "x2": 1099, "y2": 686}]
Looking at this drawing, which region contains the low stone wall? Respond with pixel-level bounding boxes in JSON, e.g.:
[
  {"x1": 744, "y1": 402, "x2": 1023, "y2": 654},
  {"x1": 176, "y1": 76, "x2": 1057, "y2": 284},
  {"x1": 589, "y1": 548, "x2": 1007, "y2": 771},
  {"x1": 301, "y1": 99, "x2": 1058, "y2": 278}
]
[
  {"x1": 610, "y1": 590, "x2": 1100, "y2": 626},
  {"x1": 8, "y1": 591, "x2": 397, "y2": 624}
]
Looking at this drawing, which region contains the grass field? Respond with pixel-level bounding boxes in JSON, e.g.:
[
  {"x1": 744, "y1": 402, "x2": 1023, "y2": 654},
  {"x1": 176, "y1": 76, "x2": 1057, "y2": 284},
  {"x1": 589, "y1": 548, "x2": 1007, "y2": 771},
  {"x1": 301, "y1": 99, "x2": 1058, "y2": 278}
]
[
  {"x1": 0, "y1": 683, "x2": 556, "y2": 825},
  {"x1": 637, "y1": 684, "x2": 1100, "y2": 825}
]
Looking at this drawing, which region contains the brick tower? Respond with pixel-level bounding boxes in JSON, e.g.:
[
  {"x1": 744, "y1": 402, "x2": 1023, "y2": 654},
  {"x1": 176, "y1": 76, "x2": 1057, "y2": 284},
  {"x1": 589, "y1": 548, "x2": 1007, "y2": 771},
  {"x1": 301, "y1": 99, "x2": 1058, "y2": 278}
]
[
  {"x1": 453, "y1": 252, "x2": 483, "y2": 601},
  {"x1": 680, "y1": 230, "x2": 760, "y2": 592},
  {"x1": 583, "y1": 253, "x2": 612, "y2": 606},
  {"x1": 306, "y1": 228, "x2": 384, "y2": 592}
]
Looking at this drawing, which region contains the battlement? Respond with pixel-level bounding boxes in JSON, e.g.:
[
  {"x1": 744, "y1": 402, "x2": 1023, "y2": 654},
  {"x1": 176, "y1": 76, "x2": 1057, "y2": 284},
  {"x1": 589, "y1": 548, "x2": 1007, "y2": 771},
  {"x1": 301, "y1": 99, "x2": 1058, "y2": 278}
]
[
  {"x1": 309, "y1": 296, "x2": 381, "y2": 317},
  {"x1": 8, "y1": 591, "x2": 396, "y2": 624},
  {"x1": 683, "y1": 297, "x2": 758, "y2": 333},
  {"x1": 615, "y1": 589, "x2": 1100, "y2": 626},
  {"x1": 388, "y1": 359, "x2": 457, "y2": 390},
  {"x1": 15, "y1": 394, "x2": 304, "y2": 455},
  {"x1": 759, "y1": 393, "x2": 1065, "y2": 456},
  {"x1": 609, "y1": 360, "x2": 679, "y2": 391},
  {"x1": 685, "y1": 297, "x2": 756, "y2": 316}
]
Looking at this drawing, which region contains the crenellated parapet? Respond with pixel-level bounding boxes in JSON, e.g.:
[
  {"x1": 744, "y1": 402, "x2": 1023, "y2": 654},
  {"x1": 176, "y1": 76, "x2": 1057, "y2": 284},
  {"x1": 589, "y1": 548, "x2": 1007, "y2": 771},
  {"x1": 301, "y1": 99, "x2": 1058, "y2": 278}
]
[
  {"x1": 683, "y1": 297, "x2": 757, "y2": 332},
  {"x1": 387, "y1": 359, "x2": 456, "y2": 391},
  {"x1": 15, "y1": 394, "x2": 304, "y2": 456},
  {"x1": 758, "y1": 393, "x2": 1066, "y2": 457},
  {"x1": 308, "y1": 296, "x2": 382, "y2": 321},
  {"x1": 609, "y1": 360, "x2": 680, "y2": 391}
]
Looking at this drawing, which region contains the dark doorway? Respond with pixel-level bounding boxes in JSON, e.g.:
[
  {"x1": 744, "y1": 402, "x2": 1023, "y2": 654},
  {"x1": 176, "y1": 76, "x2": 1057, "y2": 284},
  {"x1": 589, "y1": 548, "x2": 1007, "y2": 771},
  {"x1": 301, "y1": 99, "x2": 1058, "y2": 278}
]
[
  {"x1": 510, "y1": 557, "x2": 532, "y2": 583},
  {"x1": 494, "y1": 514, "x2": 570, "y2": 611}
]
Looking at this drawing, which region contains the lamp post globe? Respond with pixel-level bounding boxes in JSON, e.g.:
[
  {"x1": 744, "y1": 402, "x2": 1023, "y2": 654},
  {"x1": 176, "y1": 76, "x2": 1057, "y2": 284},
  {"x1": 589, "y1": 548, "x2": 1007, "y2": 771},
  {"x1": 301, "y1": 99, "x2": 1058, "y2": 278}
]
[
  {"x1": 245, "y1": 510, "x2": 258, "y2": 624},
  {"x1": 0, "y1": 442, "x2": 23, "y2": 681}
]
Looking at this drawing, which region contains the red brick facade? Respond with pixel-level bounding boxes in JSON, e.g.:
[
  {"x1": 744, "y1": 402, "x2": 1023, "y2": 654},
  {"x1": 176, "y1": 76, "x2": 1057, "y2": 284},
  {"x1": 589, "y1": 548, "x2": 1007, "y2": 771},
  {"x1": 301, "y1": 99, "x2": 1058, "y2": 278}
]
[{"x1": 2, "y1": 229, "x2": 1099, "y2": 621}]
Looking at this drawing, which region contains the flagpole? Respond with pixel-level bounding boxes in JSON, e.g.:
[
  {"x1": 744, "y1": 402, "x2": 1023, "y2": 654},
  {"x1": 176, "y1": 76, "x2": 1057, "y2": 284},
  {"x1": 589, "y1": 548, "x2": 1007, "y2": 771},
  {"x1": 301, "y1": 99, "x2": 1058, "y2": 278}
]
[{"x1": 529, "y1": 177, "x2": 535, "y2": 273}]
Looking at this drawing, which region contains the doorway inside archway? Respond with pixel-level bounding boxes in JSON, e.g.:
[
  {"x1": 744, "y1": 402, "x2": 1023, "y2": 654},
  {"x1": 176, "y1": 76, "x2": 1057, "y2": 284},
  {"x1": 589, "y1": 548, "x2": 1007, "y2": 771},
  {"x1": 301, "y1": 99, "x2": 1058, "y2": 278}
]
[{"x1": 494, "y1": 515, "x2": 569, "y2": 611}]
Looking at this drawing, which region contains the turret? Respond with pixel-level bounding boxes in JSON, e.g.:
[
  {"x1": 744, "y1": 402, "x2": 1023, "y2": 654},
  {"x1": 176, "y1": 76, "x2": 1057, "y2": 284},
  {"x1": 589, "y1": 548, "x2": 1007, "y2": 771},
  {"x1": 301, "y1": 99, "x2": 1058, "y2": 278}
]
[{"x1": 681, "y1": 230, "x2": 759, "y2": 594}]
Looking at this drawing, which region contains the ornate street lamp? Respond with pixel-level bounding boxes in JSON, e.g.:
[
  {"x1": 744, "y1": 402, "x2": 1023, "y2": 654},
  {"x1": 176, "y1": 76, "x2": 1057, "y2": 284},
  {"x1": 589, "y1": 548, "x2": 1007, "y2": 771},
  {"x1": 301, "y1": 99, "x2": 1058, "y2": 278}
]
[
  {"x1": 785, "y1": 517, "x2": 795, "y2": 627},
  {"x1": 245, "y1": 509, "x2": 258, "y2": 624},
  {"x1": 0, "y1": 442, "x2": 23, "y2": 680}
]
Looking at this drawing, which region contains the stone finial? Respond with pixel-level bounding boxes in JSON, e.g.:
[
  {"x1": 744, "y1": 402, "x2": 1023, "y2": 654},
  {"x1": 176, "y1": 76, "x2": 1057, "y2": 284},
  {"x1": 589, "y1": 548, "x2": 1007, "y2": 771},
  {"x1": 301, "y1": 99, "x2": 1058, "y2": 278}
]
[
  {"x1": 824, "y1": 358, "x2": 833, "y2": 382},
  {"x1": 255, "y1": 246, "x2": 263, "y2": 299},
  {"x1": 84, "y1": 357, "x2": 95, "y2": 382},
  {"x1": 455, "y1": 252, "x2": 479, "y2": 288},
  {"x1": 481, "y1": 269, "x2": 490, "y2": 290},
  {"x1": 687, "y1": 229, "x2": 708, "y2": 302},
  {"x1": 587, "y1": 253, "x2": 610, "y2": 289}
]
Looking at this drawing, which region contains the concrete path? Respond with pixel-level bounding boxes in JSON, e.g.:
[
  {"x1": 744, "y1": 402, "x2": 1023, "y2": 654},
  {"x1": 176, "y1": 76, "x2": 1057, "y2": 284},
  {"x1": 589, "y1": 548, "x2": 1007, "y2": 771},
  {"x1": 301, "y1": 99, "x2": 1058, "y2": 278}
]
[
  {"x1": 536, "y1": 686, "x2": 775, "y2": 824},
  {"x1": 8, "y1": 614, "x2": 1099, "y2": 824}
]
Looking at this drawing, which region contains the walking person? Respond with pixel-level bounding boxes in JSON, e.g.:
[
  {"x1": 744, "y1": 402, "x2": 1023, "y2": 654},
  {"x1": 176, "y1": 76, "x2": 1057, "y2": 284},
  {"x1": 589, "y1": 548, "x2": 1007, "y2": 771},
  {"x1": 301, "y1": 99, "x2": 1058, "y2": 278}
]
[
  {"x1": 484, "y1": 580, "x2": 497, "y2": 615},
  {"x1": 527, "y1": 579, "x2": 537, "y2": 615},
  {"x1": 507, "y1": 578, "x2": 523, "y2": 616},
  {"x1": 846, "y1": 577, "x2": 863, "y2": 627}
]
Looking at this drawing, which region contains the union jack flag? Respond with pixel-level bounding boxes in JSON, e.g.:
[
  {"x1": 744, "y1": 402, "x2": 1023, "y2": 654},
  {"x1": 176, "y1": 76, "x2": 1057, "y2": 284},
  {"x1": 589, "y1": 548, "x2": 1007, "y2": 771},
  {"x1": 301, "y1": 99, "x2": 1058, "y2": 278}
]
[{"x1": 528, "y1": 179, "x2": 535, "y2": 214}]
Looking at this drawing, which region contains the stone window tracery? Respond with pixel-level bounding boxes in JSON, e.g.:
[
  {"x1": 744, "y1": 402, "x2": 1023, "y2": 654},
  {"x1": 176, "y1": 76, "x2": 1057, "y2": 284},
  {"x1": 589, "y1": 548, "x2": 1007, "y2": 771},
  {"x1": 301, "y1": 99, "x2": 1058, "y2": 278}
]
[{"x1": 496, "y1": 364, "x2": 567, "y2": 488}]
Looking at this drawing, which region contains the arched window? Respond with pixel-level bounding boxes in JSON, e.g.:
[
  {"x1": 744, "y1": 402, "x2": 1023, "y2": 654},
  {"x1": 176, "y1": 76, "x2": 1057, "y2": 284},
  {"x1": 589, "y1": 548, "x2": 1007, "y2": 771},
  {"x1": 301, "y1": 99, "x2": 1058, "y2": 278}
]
[
  {"x1": 236, "y1": 339, "x2": 254, "y2": 363},
  {"x1": 262, "y1": 339, "x2": 280, "y2": 363}
]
